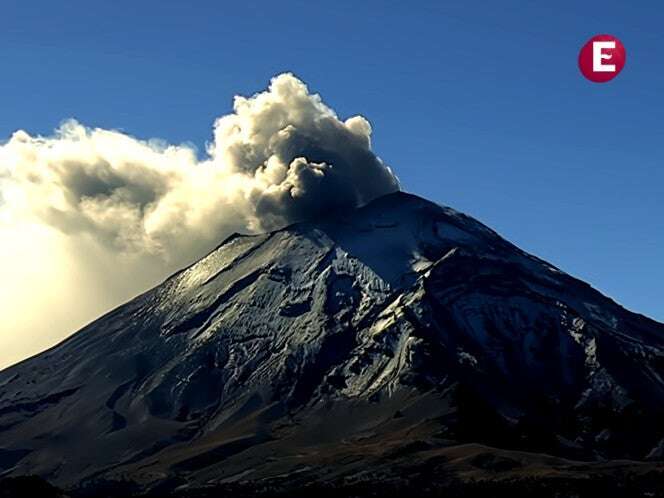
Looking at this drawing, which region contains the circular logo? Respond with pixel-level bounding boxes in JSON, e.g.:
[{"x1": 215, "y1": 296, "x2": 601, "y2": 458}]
[{"x1": 578, "y1": 34, "x2": 626, "y2": 83}]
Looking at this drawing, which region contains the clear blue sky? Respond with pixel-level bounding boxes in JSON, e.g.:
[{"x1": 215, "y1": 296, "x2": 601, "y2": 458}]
[{"x1": 1, "y1": 1, "x2": 662, "y2": 321}]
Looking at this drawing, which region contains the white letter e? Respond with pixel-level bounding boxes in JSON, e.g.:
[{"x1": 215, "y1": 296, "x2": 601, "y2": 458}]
[{"x1": 593, "y1": 41, "x2": 616, "y2": 72}]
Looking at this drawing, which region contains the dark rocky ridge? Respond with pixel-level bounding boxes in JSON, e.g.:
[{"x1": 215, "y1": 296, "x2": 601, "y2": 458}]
[{"x1": 0, "y1": 191, "x2": 663, "y2": 493}]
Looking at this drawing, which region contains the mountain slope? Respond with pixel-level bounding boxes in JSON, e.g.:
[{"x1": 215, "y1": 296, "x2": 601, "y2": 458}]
[{"x1": 0, "y1": 191, "x2": 663, "y2": 491}]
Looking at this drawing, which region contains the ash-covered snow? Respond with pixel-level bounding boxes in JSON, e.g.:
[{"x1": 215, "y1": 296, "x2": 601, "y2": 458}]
[{"x1": 0, "y1": 191, "x2": 663, "y2": 489}]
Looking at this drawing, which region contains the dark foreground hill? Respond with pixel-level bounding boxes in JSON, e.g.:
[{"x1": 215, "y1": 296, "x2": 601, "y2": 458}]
[
  {"x1": 1, "y1": 192, "x2": 663, "y2": 495},
  {"x1": 3, "y1": 457, "x2": 664, "y2": 498}
]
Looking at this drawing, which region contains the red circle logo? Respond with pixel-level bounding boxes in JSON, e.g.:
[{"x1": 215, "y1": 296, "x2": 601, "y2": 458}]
[{"x1": 578, "y1": 34, "x2": 626, "y2": 83}]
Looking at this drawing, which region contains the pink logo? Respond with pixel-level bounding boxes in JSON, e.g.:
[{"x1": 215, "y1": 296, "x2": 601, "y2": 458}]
[{"x1": 578, "y1": 34, "x2": 626, "y2": 83}]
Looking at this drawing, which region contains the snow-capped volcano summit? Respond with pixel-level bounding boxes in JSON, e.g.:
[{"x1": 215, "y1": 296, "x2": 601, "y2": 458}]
[{"x1": 1, "y1": 191, "x2": 663, "y2": 491}]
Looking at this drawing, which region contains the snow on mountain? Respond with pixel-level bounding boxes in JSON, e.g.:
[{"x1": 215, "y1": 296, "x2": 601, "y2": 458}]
[{"x1": 0, "y1": 191, "x2": 663, "y2": 491}]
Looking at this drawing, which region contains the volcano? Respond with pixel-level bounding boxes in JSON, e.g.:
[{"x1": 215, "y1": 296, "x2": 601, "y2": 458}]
[{"x1": 1, "y1": 191, "x2": 663, "y2": 495}]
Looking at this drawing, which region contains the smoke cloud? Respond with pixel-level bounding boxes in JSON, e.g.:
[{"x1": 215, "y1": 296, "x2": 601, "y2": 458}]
[{"x1": 0, "y1": 73, "x2": 399, "y2": 369}]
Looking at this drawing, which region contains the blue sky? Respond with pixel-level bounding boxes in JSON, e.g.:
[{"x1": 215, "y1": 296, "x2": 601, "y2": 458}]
[{"x1": 1, "y1": 1, "x2": 662, "y2": 321}]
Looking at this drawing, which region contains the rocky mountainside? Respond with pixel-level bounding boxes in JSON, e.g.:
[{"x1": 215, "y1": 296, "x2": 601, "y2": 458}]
[{"x1": 0, "y1": 191, "x2": 663, "y2": 493}]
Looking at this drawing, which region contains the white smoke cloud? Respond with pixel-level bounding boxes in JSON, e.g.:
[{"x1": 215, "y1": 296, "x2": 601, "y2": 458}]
[{"x1": 0, "y1": 73, "x2": 399, "y2": 369}]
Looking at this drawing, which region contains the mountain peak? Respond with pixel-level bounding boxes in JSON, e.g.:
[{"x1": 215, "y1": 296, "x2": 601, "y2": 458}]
[{"x1": 1, "y1": 192, "x2": 663, "y2": 492}]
